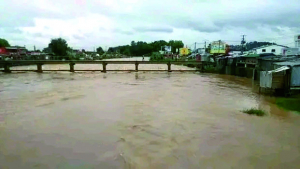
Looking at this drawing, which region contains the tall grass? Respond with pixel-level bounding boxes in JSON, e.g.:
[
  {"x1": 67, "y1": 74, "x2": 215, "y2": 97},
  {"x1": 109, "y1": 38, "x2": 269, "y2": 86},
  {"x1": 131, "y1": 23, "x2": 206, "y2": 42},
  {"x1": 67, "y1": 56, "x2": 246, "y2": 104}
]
[{"x1": 242, "y1": 108, "x2": 266, "y2": 116}]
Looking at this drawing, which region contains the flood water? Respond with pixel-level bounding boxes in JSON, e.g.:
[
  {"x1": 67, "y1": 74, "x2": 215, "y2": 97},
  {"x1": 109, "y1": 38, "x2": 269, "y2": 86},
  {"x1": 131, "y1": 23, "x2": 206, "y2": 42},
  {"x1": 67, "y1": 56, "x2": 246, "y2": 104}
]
[{"x1": 1, "y1": 57, "x2": 300, "y2": 168}]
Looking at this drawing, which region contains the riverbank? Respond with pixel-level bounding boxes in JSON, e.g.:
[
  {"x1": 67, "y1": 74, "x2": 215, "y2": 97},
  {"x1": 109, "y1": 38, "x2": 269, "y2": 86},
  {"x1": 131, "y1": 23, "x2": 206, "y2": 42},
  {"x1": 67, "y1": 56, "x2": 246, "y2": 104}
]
[{"x1": 276, "y1": 97, "x2": 300, "y2": 113}]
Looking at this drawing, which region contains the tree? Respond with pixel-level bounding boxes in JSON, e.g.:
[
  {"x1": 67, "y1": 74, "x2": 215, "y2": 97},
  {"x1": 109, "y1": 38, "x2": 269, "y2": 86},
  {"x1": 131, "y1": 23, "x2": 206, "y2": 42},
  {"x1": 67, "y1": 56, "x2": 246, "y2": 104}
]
[
  {"x1": 168, "y1": 40, "x2": 184, "y2": 53},
  {"x1": 205, "y1": 44, "x2": 211, "y2": 53},
  {"x1": 0, "y1": 38, "x2": 10, "y2": 47},
  {"x1": 96, "y1": 46, "x2": 104, "y2": 54},
  {"x1": 103, "y1": 39, "x2": 184, "y2": 57},
  {"x1": 48, "y1": 38, "x2": 68, "y2": 56},
  {"x1": 123, "y1": 48, "x2": 131, "y2": 56}
]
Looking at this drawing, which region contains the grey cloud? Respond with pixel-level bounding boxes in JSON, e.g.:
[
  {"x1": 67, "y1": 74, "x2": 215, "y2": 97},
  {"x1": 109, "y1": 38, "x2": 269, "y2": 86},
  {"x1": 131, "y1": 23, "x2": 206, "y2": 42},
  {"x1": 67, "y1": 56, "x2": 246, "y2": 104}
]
[
  {"x1": 1, "y1": 28, "x2": 23, "y2": 34},
  {"x1": 73, "y1": 34, "x2": 86, "y2": 40},
  {"x1": 173, "y1": 19, "x2": 221, "y2": 33},
  {"x1": 134, "y1": 27, "x2": 173, "y2": 33},
  {"x1": 210, "y1": 4, "x2": 300, "y2": 30},
  {"x1": 113, "y1": 28, "x2": 134, "y2": 35},
  {"x1": 32, "y1": 32, "x2": 43, "y2": 37}
]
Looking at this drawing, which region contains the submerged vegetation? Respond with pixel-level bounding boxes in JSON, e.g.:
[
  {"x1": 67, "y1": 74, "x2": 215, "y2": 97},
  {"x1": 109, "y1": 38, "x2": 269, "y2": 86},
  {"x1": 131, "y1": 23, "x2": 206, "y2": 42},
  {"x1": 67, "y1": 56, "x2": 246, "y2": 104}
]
[
  {"x1": 242, "y1": 108, "x2": 266, "y2": 116},
  {"x1": 149, "y1": 52, "x2": 164, "y2": 61},
  {"x1": 276, "y1": 97, "x2": 300, "y2": 113}
]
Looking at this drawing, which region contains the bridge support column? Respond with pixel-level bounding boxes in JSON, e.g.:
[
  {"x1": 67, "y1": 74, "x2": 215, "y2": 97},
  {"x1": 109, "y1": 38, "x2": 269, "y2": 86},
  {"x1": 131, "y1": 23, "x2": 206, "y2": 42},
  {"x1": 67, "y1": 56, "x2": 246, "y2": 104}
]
[
  {"x1": 3, "y1": 64, "x2": 11, "y2": 73},
  {"x1": 135, "y1": 62, "x2": 139, "y2": 72},
  {"x1": 36, "y1": 64, "x2": 43, "y2": 73},
  {"x1": 102, "y1": 62, "x2": 107, "y2": 73},
  {"x1": 69, "y1": 63, "x2": 75, "y2": 72},
  {"x1": 167, "y1": 62, "x2": 172, "y2": 72}
]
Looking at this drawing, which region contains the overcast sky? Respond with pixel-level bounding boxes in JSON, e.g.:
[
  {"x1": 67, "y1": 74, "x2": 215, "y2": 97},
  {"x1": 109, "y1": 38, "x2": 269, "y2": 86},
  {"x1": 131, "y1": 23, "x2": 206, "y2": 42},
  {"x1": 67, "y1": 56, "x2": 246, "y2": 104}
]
[{"x1": 1, "y1": 0, "x2": 299, "y2": 51}]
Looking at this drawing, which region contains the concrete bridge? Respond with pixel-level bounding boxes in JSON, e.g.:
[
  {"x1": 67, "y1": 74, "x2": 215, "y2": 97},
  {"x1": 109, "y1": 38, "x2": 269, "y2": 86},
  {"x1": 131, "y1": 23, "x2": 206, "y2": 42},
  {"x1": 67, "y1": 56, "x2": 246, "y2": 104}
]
[{"x1": 0, "y1": 60, "x2": 209, "y2": 73}]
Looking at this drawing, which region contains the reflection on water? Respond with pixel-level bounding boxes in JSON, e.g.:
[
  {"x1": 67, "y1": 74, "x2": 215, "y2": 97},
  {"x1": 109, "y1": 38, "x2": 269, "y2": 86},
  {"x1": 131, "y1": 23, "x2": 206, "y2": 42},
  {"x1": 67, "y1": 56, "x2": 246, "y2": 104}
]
[{"x1": 0, "y1": 58, "x2": 300, "y2": 168}]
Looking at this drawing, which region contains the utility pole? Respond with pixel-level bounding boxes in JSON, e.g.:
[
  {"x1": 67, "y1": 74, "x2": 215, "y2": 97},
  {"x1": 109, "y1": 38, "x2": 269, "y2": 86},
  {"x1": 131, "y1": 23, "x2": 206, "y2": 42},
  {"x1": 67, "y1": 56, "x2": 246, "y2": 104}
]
[
  {"x1": 241, "y1": 35, "x2": 246, "y2": 54},
  {"x1": 204, "y1": 41, "x2": 207, "y2": 53},
  {"x1": 218, "y1": 40, "x2": 221, "y2": 54},
  {"x1": 194, "y1": 42, "x2": 197, "y2": 53}
]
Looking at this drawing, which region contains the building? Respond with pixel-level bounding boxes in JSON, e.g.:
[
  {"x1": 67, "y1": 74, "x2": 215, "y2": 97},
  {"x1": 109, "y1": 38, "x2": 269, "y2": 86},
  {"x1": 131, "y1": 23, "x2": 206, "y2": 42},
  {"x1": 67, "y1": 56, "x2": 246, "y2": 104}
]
[
  {"x1": 210, "y1": 41, "x2": 230, "y2": 55},
  {"x1": 283, "y1": 48, "x2": 300, "y2": 56},
  {"x1": 252, "y1": 44, "x2": 289, "y2": 56},
  {"x1": 259, "y1": 59, "x2": 300, "y2": 95},
  {"x1": 0, "y1": 46, "x2": 28, "y2": 59}
]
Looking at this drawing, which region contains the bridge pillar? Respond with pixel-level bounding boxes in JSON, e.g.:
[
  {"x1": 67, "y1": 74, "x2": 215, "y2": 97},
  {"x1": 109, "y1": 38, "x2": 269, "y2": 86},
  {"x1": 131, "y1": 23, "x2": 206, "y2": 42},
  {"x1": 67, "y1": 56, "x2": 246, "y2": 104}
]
[
  {"x1": 3, "y1": 64, "x2": 11, "y2": 73},
  {"x1": 69, "y1": 63, "x2": 75, "y2": 72},
  {"x1": 167, "y1": 62, "x2": 172, "y2": 72},
  {"x1": 36, "y1": 64, "x2": 43, "y2": 73},
  {"x1": 102, "y1": 62, "x2": 107, "y2": 73},
  {"x1": 135, "y1": 62, "x2": 139, "y2": 72}
]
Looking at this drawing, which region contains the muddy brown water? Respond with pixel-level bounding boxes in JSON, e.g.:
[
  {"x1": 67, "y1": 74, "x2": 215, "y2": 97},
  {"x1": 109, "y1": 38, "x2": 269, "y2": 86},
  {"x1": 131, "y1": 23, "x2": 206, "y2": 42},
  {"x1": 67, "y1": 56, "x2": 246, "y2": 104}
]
[{"x1": 0, "y1": 58, "x2": 300, "y2": 168}]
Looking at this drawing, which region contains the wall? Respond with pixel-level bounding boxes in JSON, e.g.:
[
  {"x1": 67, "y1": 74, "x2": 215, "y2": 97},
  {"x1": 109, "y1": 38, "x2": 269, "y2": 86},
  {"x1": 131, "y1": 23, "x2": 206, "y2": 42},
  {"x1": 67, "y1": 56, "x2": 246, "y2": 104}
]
[
  {"x1": 291, "y1": 66, "x2": 300, "y2": 87},
  {"x1": 0, "y1": 47, "x2": 7, "y2": 55}
]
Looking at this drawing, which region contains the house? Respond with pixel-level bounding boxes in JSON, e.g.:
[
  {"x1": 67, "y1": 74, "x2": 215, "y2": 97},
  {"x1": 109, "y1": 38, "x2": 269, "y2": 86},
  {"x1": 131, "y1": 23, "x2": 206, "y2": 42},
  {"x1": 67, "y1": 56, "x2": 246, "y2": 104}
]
[
  {"x1": 283, "y1": 48, "x2": 300, "y2": 56},
  {"x1": 251, "y1": 44, "x2": 289, "y2": 56},
  {"x1": 274, "y1": 60, "x2": 300, "y2": 90},
  {"x1": 0, "y1": 46, "x2": 28, "y2": 59},
  {"x1": 259, "y1": 59, "x2": 300, "y2": 95}
]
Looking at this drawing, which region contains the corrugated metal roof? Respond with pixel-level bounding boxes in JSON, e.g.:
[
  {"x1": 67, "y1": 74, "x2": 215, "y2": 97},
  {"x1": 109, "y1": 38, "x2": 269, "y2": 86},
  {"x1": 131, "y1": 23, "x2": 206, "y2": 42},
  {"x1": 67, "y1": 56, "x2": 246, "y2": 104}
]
[
  {"x1": 260, "y1": 56, "x2": 298, "y2": 61},
  {"x1": 267, "y1": 66, "x2": 290, "y2": 74},
  {"x1": 274, "y1": 60, "x2": 300, "y2": 67},
  {"x1": 254, "y1": 44, "x2": 289, "y2": 50}
]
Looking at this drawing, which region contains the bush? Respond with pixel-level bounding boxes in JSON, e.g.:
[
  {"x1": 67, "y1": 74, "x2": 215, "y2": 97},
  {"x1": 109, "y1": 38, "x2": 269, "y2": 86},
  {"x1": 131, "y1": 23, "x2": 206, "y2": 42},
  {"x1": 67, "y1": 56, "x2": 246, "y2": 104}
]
[
  {"x1": 242, "y1": 108, "x2": 266, "y2": 116},
  {"x1": 149, "y1": 52, "x2": 164, "y2": 61}
]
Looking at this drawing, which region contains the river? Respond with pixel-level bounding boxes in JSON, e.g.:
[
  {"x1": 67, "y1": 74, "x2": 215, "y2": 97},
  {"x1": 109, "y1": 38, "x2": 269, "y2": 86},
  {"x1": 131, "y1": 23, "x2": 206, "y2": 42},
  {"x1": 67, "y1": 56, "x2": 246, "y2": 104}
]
[{"x1": 0, "y1": 57, "x2": 300, "y2": 168}]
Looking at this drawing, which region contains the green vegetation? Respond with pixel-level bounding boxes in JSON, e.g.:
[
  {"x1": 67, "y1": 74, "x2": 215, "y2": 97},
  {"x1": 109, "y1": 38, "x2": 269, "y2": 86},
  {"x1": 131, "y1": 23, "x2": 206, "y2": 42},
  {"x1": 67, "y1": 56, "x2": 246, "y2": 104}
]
[
  {"x1": 48, "y1": 38, "x2": 69, "y2": 57},
  {"x1": 230, "y1": 41, "x2": 275, "y2": 51},
  {"x1": 242, "y1": 108, "x2": 266, "y2": 116},
  {"x1": 108, "y1": 40, "x2": 184, "y2": 56},
  {"x1": 0, "y1": 38, "x2": 10, "y2": 47},
  {"x1": 203, "y1": 66, "x2": 218, "y2": 73},
  {"x1": 149, "y1": 52, "x2": 164, "y2": 61},
  {"x1": 276, "y1": 97, "x2": 300, "y2": 113},
  {"x1": 96, "y1": 46, "x2": 104, "y2": 55}
]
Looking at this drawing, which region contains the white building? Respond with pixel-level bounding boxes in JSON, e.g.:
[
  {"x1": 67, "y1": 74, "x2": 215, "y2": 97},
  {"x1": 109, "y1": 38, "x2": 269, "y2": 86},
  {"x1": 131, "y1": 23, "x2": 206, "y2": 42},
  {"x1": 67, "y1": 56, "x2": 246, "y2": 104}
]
[{"x1": 252, "y1": 44, "x2": 289, "y2": 56}]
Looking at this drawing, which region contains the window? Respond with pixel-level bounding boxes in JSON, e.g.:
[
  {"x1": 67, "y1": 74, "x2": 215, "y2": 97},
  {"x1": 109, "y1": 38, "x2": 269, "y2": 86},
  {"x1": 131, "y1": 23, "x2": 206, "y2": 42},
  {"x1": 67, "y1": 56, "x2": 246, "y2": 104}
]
[
  {"x1": 271, "y1": 49, "x2": 276, "y2": 52},
  {"x1": 262, "y1": 49, "x2": 266, "y2": 52}
]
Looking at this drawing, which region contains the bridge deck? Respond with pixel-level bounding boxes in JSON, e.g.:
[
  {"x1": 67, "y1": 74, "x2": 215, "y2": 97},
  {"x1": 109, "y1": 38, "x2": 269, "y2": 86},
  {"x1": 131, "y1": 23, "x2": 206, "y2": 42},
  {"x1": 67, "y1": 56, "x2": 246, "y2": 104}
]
[
  {"x1": 0, "y1": 60, "x2": 211, "y2": 73},
  {"x1": 0, "y1": 60, "x2": 204, "y2": 64}
]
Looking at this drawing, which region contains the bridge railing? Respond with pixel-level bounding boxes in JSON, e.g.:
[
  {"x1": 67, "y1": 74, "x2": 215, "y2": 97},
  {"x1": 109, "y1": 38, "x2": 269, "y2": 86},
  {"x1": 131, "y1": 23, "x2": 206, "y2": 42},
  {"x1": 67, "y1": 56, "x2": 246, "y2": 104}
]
[{"x1": 0, "y1": 60, "x2": 208, "y2": 73}]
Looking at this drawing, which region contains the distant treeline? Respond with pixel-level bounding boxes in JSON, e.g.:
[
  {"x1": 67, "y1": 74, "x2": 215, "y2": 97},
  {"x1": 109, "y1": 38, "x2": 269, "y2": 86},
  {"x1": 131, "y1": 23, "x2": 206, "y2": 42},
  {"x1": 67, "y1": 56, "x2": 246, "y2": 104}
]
[
  {"x1": 107, "y1": 40, "x2": 184, "y2": 56},
  {"x1": 229, "y1": 41, "x2": 275, "y2": 51}
]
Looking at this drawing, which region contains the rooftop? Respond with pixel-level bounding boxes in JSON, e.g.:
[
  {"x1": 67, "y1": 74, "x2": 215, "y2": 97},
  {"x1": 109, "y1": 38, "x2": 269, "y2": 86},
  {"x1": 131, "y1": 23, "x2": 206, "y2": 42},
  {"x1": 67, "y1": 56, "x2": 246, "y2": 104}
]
[
  {"x1": 252, "y1": 44, "x2": 289, "y2": 50},
  {"x1": 6, "y1": 46, "x2": 26, "y2": 49},
  {"x1": 274, "y1": 59, "x2": 300, "y2": 67}
]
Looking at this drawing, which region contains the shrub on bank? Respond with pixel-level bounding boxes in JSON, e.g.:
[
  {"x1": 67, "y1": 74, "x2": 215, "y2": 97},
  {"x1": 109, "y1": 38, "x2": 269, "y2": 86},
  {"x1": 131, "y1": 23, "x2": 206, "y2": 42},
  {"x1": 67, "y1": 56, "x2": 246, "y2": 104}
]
[
  {"x1": 242, "y1": 108, "x2": 266, "y2": 116},
  {"x1": 203, "y1": 66, "x2": 218, "y2": 73},
  {"x1": 149, "y1": 52, "x2": 164, "y2": 61}
]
